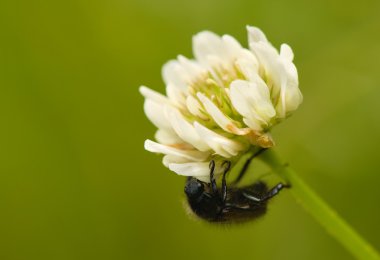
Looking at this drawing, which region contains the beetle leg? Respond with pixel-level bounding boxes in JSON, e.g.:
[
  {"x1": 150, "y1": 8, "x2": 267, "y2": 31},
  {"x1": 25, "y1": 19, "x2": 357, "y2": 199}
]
[
  {"x1": 242, "y1": 192, "x2": 263, "y2": 202},
  {"x1": 241, "y1": 182, "x2": 289, "y2": 203},
  {"x1": 231, "y1": 148, "x2": 267, "y2": 185},
  {"x1": 260, "y1": 182, "x2": 289, "y2": 201},
  {"x1": 220, "y1": 161, "x2": 231, "y2": 203},
  {"x1": 243, "y1": 182, "x2": 289, "y2": 203},
  {"x1": 209, "y1": 160, "x2": 217, "y2": 194}
]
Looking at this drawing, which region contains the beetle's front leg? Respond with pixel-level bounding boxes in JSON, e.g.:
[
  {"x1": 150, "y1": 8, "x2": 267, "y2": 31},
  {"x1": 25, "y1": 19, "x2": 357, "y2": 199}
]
[
  {"x1": 220, "y1": 161, "x2": 231, "y2": 204},
  {"x1": 209, "y1": 160, "x2": 217, "y2": 194}
]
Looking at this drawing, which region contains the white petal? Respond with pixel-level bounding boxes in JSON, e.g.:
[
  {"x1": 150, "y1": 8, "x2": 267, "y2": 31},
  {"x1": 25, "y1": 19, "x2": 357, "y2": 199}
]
[
  {"x1": 193, "y1": 31, "x2": 225, "y2": 65},
  {"x1": 247, "y1": 26, "x2": 281, "y2": 93},
  {"x1": 247, "y1": 25, "x2": 303, "y2": 118},
  {"x1": 243, "y1": 118, "x2": 262, "y2": 132},
  {"x1": 277, "y1": 72, "x2": 303, "y2": 117},
  {"x1": 280, "y1": 44, "x2": 294, "y2": 61},
  {"x1": 203, "y1": 55, "x2": 227, "y2": 87},
  {"x1": 169, "y1": 162, "x2": 211, "y2": 177},
  {"x1": 278, "y1": 56, "x2": 300, "y2": 116},
  {"x1": 194, "y1": 122, "x2": 245, "y2": 158},
  {"x1": 144, "y1": 140, "x2": 209, "y2": 161},
  {"x1": 230, "y1": 80, "x2": 276, "y2": 130},
  {"x1": 143, "y1": 99, "x2": 172, "y2": 130},
  {"x1": 286, "y1": 86, "x2": 303, "y2": 113},
  {"x1": 196, "y1": 34, "x2": 240, "y2": 58},
  {"x1": 139, "y1": 86, "x2": 169, "y2": 104},
  {"x1": 186, "y1": 95, "x2": 208, "y2": 120},
  {"x1": 169, "y1": 160, "x2": 226, "y2": 182},
  {"x1": 155, "y1": 129, "x2": 185, "y2": 146},
  {"x1": 162, "y1": 57, "x2": 206, "y2": 108},
  {"x1": 193, "y1": 31, "x2": 248, "y2": 71},
  {"x1": 249, "y1": 41, "x2": 282, "y2": 90},
  {"x1": 196, "y1": 92, "x2": 250, "y2": 135},
  {"x1": 162, "y1": 155, "x2": 191, "y2": 167},
  {"x1": 249, "y1": 78, "x2": 277, "y2": 121},
  {"x1": 164, "y1": 106, "x2": 210, "y2": 151},
  {"x1": 247, "y1": 26, "x2": 268, "y2": 44},
  {"x1": 177, "y1": 55, "x2": 204, "y2": 76},
  {"x1": 162, "y1": 60, "x2": 190, "y2": 91},
  {"x1": 195, "y1": 176, "x2": 211, "y2": 183},
  {"x1": 235, "y1": 49, "x2": 259, "y2": 81},
  {"x1": 221, "y1": 35, "x2": 243, "y2": 58},
  {"x1": 249, "y1": 31, "x2": 301, "y2": 117},
  {"x1": 166, "y1": 84, "x2": 186, "y2": 108}
]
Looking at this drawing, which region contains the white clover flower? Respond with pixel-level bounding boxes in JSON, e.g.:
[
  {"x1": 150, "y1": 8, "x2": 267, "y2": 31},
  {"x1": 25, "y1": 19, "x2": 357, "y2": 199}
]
[{"x1": 140, "y1": 26, "x2": 302, "y2": 182}]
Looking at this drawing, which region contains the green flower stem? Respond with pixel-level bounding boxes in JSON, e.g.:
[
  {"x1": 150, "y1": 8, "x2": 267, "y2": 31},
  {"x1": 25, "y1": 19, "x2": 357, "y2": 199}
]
[{"x1": 259, "y1": 149, "x2": 380, "y2": 260}]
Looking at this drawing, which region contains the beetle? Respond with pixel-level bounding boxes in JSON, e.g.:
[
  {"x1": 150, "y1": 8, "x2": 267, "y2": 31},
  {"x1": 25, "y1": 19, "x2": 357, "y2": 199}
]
[{"x1": 184, "y1": 149, "x2": 288, "y2": 223}]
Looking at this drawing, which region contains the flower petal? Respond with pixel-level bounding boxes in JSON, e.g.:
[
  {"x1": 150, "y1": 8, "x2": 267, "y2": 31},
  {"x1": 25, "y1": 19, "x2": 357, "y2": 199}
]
[
  {"x1": 221, "y1": 35, "x2": 243, "y2": 59},
  {"x1": 247, "y1": 26, "x2": 268, "y2": 43},
  {"x1": 177, "y1": 55, "x2": 204, "y2": 76},
  {"x1": 247, "y1": 26, "x2": 302, "y2": 118},
  {"x1": 193, "y1": 122, "x2": 246, "y2": 158},
  {"x1": 280, "y1": 43, "x2": 294, "y2": 61},
  {"x1": 194, "y1": 176, "x2": 212, "y2": 183},
  {"x1": 154, "y1": 129, "x2": 187, "y2": 146},
  {"x1": 278, "y1": 74, "x2": 303, "y2": 117},
  {"x1": 193, "y1": 31, "x2": 225, "y2": 65},
  {"x1": 230, "y1": 79, "x2": 276, "y2": 130},
  {"x1": 278, "y1": 49, "x2": 302, "y2": 116},
  {"x1": 169, "y1": 162, "x2": 211, "y2": 177},
  {"x1": 139, "y1": 86, "x2": 170, "y2": 104},
  {"x1": 166, "y1": 83, "x2": 186, "y2": 108},
  {"x1": 235, "y1": 49, "x2": 259, "y2": 81},
  {"x1": 162, "y1": 56, "x2": 204, "y2": 90},
  {"x1": 193, "y1": 32, "x2": 247, "y2": 64},
  {"x1": 186, "y1": 95, "x2": 208, "y2": 120},
  {"x1": 162, "y1": 155, "x2": 191, "y2": 167},
  {"x1": 144, "y1": 139, "x2": 209, "y2": 161},
  {"x1": 164, "y1": 106, "x2": 210, "y2": 151},
  {"x1": 143, "y1": 99, "x2": 172, "y2": 130},
  {"x1": 196, "y1": 92, "x2": 251, "y2": 135},
  {"x1": 243, "y1": 118, "x2": 262, "y2": 132},
  {"x1": 168, "y1": 161, "x2": 225, "y2": 182},
  {"x1": 249, "y1": 40, "x2": 281, "y2": 91}
]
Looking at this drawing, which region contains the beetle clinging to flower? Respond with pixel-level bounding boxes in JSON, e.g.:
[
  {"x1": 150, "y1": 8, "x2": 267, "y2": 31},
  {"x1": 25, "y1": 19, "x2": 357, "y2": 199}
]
[{"x1": 139, "y1": 26, "x2": 302, "y2": 223}]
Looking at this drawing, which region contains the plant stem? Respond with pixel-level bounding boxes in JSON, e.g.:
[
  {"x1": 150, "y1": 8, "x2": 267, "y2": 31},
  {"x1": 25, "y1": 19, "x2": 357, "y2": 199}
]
[{"x1": 259, "y1": 149, "x2": 380, "y2": 260}]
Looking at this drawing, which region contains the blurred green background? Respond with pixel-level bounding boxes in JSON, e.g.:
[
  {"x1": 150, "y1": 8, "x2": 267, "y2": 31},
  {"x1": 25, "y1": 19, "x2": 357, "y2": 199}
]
[{"x1": 1, "y1": 0, "x2": 380, "y2": 259}]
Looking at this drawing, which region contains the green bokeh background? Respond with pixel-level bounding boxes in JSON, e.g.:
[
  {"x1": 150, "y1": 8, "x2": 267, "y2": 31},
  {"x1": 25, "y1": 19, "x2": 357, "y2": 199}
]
[{"x1": 1, "y1": 0, "x2": 380, "y2": 259}]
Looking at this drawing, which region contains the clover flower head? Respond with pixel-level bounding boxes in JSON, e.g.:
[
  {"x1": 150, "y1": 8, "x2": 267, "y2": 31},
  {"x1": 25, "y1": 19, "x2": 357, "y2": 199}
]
[{"x1": 140, "y1": 26, "x2": 303, "y2": 182}]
